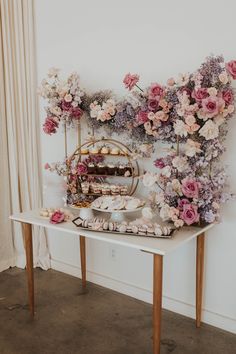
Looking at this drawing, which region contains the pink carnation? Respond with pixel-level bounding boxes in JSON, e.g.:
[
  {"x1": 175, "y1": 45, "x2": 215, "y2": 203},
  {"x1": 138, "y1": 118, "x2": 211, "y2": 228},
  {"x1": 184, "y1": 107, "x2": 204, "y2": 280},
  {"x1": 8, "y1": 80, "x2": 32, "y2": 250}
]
[
  {"x1": 192, "y1": 88, "x2": 208, "y2": 101},
  {"x1": 77, "y1": 162, "x2": 88, "y2": 175},
  {"x1": 180, "y1": 204, "x2": 200, "y2": 225},
  {"x1": 123, "y1": 73, "x2": 139, "y2": 90},
  {"x1": 201, "y1": 96, "x2": 224, "y2": 118},
  {"x1": 43, "y1": 117, "x2": 59, "y2": 135},
  {"x1": 182, "y1": 178, "x2": 200, "y2": 198},
  {"x1": 50, "y1": 211, "x2": 65, "y2": 224},
  {"x1": 226, "y1": 60, "x2": 236, "y2": 79},
  {"x1": 148, "y1": 83, "x2": 164, "y2": 99},
  {"x1": 136, "y1": 111, "x2": 149, "y2": 125},
  {"x1": 222, "y1": 89, "x2": 234, "y2": 105}
]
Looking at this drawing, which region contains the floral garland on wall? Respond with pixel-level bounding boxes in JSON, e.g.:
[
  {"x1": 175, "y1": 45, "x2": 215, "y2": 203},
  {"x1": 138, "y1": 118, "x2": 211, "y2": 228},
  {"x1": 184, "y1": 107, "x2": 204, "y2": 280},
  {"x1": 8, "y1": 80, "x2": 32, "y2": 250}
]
[{"x1": 39, "y1": 55, "x2": 236, "y2": 228}]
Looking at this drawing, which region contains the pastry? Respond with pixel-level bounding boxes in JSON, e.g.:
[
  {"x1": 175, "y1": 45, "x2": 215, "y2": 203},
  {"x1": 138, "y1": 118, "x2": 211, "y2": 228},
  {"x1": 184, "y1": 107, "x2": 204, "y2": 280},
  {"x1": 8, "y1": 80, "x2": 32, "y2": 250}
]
[
  {"x1": 125, "y1": 165, "x2": 132, "y2": 176},
  {"x1": 120, "y1": 185, "x2": 128, "y2": 195},
  {"x1": 118, "y1": 224, "x2": 127, "y2": 233},
  {"x1": 131, "y1": 225, "x2": 138, "y2": 234},
  {"x1": 111, "y1": 185, "x2": 120, "y2": 195},
  {"x1": 138, "y1": 226, "x2": 147, "y2": 235},
  {"x1": 97, "y1": 163, "x2": 107, "y2": 175},
  {"x1": 110, "y1": 147, "x2": 120, "y2": 155},
  {"x1": 81, "y1": 147, "x2": 89, "y2": 154},
  {"x1": 147, "y1": 227, "x2": 155, "y2": 236},
  {"x1": 154, "y1": 225, "x2": 163, "y2": 237},
  {"x1": 117, "y1": 164, "x2": 125, "y2": 176},
  {"x1": 103, "y1": 221, "x2": 109, "y2": 230},
  {"x1": 125, "y1": 198, "x2": 141, "y2": 210},
  {"x1": 90, "y1": 146, "x2": 100, "y2": 154},
  {"x1": 81, "y1": 181, "x2": 90, "y2": 194},
  {"x1": 101, "y1": 145, "x2": 109, "y2": 154},
  {"x1": 87, "y1": 162, "x2": 96, "y2": 174},
  {"x1": 107, "y1": 163, "x2": 116, "y2": 175}
]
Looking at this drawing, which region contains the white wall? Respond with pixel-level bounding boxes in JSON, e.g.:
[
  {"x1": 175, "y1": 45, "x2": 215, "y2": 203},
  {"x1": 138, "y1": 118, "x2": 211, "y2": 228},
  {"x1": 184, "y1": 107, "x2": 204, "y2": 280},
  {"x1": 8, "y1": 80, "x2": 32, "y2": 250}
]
[{"x1": 35, "y1": 0, "x2": 236, "y2": 333}]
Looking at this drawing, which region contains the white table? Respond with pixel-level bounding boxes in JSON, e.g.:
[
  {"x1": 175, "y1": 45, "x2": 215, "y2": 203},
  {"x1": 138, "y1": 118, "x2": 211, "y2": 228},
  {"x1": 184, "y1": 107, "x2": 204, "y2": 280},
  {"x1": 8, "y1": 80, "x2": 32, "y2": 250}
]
[{"x1": 10, "y1": 210, "x2": 214, "y2": 354}]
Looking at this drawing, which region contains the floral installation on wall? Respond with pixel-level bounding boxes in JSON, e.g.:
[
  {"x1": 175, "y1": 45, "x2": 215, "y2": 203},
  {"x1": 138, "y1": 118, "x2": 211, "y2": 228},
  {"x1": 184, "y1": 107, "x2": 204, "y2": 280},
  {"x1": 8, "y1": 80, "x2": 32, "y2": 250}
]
[{"x1": 39, "y1": 55, "x2": 236, "y2": 228}]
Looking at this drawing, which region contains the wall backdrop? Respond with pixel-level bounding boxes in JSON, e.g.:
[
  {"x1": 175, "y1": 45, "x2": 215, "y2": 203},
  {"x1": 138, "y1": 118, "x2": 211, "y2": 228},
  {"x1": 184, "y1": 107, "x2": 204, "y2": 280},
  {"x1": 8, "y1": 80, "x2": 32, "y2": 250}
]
[{"x1": 35, "y1": 0, "x2": 236, "y2": 333}]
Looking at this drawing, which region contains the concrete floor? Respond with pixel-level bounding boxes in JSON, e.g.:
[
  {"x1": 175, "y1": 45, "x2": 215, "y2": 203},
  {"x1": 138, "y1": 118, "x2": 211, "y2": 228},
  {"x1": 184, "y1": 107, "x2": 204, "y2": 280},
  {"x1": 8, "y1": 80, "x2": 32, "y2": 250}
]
[{"x1": 0, "y1": 268, "x2": 235, "y2": 354}]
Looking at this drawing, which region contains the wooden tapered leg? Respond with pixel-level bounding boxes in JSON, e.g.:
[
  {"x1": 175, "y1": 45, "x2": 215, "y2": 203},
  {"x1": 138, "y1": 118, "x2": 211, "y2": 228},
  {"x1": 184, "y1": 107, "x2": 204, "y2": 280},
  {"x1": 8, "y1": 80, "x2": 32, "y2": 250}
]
[
  {"x1": 153, "y1": 254, "x2": 163, "y2": 354},
  {"x1": 79, "y1": 236, "x2": 86, "y2": 288},
  {"x1": 196, "y1": 233, "x2": 205, "y2": 328},
  {"x1": 22, "y1": 222, "x2": 34, "y2": 317}
]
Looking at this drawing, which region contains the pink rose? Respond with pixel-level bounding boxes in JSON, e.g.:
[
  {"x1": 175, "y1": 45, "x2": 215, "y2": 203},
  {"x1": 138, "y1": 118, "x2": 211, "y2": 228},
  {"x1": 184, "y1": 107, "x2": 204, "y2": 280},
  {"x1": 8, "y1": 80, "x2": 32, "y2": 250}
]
[
  {"x1": 148, "y1": 83, "x2": 164, "y2": 99},
  {"x1": 222, "y1": 89, "x2": 234, "y2": 105},
  {"x1": 201, "y1": 96, "x2": 224, "y2": 118},
  {"x1": 43, "y1": 117, "x2": 59, "y2": 135},
  {"x1": 180, "y1": 204, "x2": 200, "y2": 225},
  {"x1": 148, "y1": 99, "x2": 159, "y2": 111},
  {"x1": 178, "y1": 198, "x2": 190, "y2": 210},
  {"x1": 192, "y1": 88, "x2": 208, "y2": 101},
  {"x1": 123, "y1": 73, "x2": 139, "y2": 90},
  {"x1": 77, "y1": 162, "x2": 88, "y2": 175},
  {"x1": 72, "y1": 107, "x2": 83, "y2": 119},
  {"x1": 50, "y1": 211, "x2": 65, "y2": 224},
  {"x1": 44, "y1": 163, "x2": 50, "y2": 170},
  {"x1": 226, "y1": 60, "x2": 236, "y2": 79},
  {"x1": 182, "y1": 178, "x2": 200, "y2": 198},
  {"x1": 154, "y1": 158, "x2": 165, "y2": 169},
  {"x1": 61, "y1": 100, "x2": 72, "y2": 111},
  {"x1": 136, "y1": 111, "x2": 149, "y2": 125}
]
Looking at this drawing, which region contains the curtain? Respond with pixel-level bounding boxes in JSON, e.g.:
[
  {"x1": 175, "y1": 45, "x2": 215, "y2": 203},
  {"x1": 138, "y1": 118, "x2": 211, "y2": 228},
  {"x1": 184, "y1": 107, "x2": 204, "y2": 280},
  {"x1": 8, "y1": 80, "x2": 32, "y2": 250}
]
[{"x1": 0, "y1": 0, "x2": 50, "y2": 270}]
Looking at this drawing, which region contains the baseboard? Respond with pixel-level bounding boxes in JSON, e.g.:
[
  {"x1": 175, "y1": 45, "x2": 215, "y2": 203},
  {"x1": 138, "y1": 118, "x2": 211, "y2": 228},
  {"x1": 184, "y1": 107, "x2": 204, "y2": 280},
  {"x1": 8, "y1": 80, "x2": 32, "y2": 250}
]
[{"x1": 51, "y1": 259, "x2": 236, "y2": 334}]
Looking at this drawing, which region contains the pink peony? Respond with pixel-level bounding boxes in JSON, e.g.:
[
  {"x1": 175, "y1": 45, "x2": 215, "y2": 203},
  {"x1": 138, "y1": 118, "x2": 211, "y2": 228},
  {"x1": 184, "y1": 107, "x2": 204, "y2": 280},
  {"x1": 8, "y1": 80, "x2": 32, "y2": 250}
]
[
  {"x1": 182, "y1": 178, "x2": 200, "y2": 198},
  {"x1": 77, "y1": 162, "x2": 88, "y2": 175},
  {"x1": 226, "y1": 60, "x2": 236, "y2": 79},
  {"x1": 43, "y1": 117, "x2": 59, "y2": 135},
  {"x1": 222, "y1": 89, "x2": 234, "y2": 105},
  {"x1": 136, "y1": 110, "x2": 149, "y2": 125},
  {"x1": 178, "y1": 198, "x2": 190, "y2": 210},
  {"x1": 180, "y1": 204, "x2": 200, "y2": 225},
  {"x1": 123, "y1": 73, "x2": 139, "y2": 90},
  {"x1": 192, "y1": 88, "x2": 208, "y2": 101},
  {"x1": 201, "y1": 96, "x2": 224, "y2": 118},
  {"x1": 148, "y1": 99, "x2": 159, "y2": 111},
  {"x1": 148, "y1": 83, "x2": 164, "y2": 99},
  {"x1": 50, "y1": 211, "x2": 65, "y2": 224}
]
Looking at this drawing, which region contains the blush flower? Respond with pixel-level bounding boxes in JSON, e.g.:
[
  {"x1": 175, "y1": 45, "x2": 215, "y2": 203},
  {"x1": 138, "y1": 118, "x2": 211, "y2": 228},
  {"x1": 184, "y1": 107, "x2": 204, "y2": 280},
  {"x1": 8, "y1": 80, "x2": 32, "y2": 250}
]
[
  {"x1": 50, "y1": 210, "x2": 65, "y2": 224},
  {"x1": 182, "y1": 178, "x2": 200, "y2": 198},
  {"x1": 148, "y1": 83, "x2": 164, "y2": 99},
  {"x1": 191, "y1": 88, "x2": 208, "y2": 101},
  {"x1": 136, "y1": 111, "x2": 149, "y2": 125},
  {"x1": 123, "y1": 73, "x2": 139, "y2": 90},
  {"x1": 142, "y1": 172, "x2": 158, "y2": 187},
  {"x1": 226, "y1": 60, "x2": 236, "y2": 79},
  {"x1": 148, "y1": 99, "x2": 159, "y2": 111},
  {"x1": 178, "y1": 198, "x2": 190, "y2": 210},
  {"x1": 199, "y1": 120, "x2": 219, "y2": 140},
  {"x1": 222, "y1": 89, "x2": 234, "y2": 105},
  {"x1": 180, "y1": 204, "x2": 200, "y2": 225},
  {"x1": 43, "y1": 117, "x2": 59, "y2": 135},
  {"x1": 201, "y1": 96, "x2": 224, "y2": 118}
]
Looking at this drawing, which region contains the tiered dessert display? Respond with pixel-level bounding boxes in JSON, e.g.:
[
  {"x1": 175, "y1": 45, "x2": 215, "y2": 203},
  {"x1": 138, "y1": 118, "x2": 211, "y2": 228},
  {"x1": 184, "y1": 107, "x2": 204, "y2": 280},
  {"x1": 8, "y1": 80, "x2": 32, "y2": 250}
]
[{"x1": 67, "y1": 138, "x2": 140, "y2": 209}]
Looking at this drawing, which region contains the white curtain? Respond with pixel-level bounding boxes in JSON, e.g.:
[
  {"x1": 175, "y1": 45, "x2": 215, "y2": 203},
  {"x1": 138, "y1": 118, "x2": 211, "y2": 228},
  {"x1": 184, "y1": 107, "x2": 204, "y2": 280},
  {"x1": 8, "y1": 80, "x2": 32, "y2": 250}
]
[{"x1": 0, "y1": 0, "x2": 50, "y2": 270}]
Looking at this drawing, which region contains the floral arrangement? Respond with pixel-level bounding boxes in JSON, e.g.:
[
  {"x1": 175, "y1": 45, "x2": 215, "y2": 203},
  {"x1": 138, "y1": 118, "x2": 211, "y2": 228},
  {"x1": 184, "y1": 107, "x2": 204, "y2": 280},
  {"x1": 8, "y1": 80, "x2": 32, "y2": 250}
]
[
  {"x1": 41, "y1": 55, "x2": 236, "y2": 228},
  {"x1": 38, "y1": 68, "x2": 85, "y2": 134}
]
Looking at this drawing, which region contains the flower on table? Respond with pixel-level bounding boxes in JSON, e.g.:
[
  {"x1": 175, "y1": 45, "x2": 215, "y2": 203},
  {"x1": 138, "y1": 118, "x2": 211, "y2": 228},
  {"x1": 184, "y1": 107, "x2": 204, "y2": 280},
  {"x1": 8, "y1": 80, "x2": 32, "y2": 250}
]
[
  {"x1": 191, "y1": 88, "x2": 208, "y2": 101},
  {"x1": 142, "y1": 172, "x2": 158, "y2": 187},
  {"x1": 147, "y1": 83, "x2": 164, "y2": 99},
  {"x1": 201, "y1": 96, "x2": 225, "y2": 119},
  {"x1": 172, "y1": 156, "x2": 189, "y2": 173},
  {"x1": 199, "y1": 120, "x2": 219, "y2": 140},
  {"x1": 123, "y1": 73, "x2": 140, "y2": 90},
  {"x1": 50, "y1": 210, "x2": 65, "y2": 224},
  {"x1": 219, "y1": 72, "x2": 229, "y2": 85},
  {"x1": 174, "y1": 119, "x2": 189, "y2": 137},
  {"x1": 222, "y1": 89, "x2": 234, "y2": 105},
  {"x1": 180, "y1": 203, "x2": 200, "y2": 225},
  {"x1": 184, "y1": 139, "x2": 202, "y2": 157},
  {"x1": 43, "y1": 116, "x2": 59, "y2": 135}
]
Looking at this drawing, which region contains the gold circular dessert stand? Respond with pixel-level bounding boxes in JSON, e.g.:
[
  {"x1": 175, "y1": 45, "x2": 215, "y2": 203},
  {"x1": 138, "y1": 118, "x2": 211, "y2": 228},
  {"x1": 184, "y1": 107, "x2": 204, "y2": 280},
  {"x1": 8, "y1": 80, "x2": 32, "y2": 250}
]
[{"x1": 67, "y1": 137, "x2": 140, "y2": 197}]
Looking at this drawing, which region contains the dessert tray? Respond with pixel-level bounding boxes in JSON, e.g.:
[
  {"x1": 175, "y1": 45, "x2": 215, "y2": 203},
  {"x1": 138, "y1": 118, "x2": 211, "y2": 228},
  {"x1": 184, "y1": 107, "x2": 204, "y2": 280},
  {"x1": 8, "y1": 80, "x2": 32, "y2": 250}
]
[
  {"x1": 72, "y1": 216, "x2": 175, "y2": 239},
  {"x1": 91, "y1": 195, "x2": 145, "y2": 212}
]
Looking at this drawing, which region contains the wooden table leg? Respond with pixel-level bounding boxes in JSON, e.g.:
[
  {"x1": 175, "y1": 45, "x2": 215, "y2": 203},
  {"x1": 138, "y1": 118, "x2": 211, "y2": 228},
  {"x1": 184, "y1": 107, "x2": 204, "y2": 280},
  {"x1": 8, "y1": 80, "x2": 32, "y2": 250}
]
[
  {"x1": 153, "y1": 254, "x2": 163, "y2": 354},
  {"x1": 22, "y1": 222, "x2": 34, "y2": 317},
  {"x1": 80, "y1": 236, "x2": 86, "y2": 288},
  {"x1": 196, "y1": 232, "x2": 205, "y2": 328}
]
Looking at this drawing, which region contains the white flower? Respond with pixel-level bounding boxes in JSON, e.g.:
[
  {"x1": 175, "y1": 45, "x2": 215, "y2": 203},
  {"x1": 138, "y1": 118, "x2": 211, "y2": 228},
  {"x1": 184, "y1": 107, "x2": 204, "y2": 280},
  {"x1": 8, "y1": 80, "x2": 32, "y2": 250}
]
[
  {"x1": 159, "y1": 204, "x2": 171, "y2": 221},
  {"x1": 50, "y1": 106, "x2": 62, "y2": 116},
  {"x1": 219, "y1": 72, "x2": 228, "y2": 84},
  {"x1": 176, "y1": 73, "x2": 190, "y2": 86},
  {"x1": 161, "y1": 166, "x2": 171, "y2": 177},
  {"x1": 142, "y1": 172, "x2": 158, "y2": 187},
  {"x1": 207, "y1": 87, "x2": 217, "y2": 96},
  {"x1": 142, "y1": 207, "x2": 153, "y2": 220},
  {"x1": 172, "y1": 156, "x2": 189, "y2": 172},
  {"x1": 64, "y1": 94, "x2": 73, "y2": 103},
  {"x1": 171, "y1": 179, "x2": 183, "y2": 195},
  {"x1": 174, "y1": 219, "x2": 184, "y2": 228},
  {"x1": 214, "y1": 115, "x2": 225, "y2": 126},
  {"x1": 72, "y1": 101, "x2": 78, "y2": 108},
  {"x1": 48, "y1": 67, "x2": 60, "y2": 78},
  {"x1": 199, "y1": 120, "x2": 219, "y2": 140},
  {"x1": 174, "y1": 120, "x2": 189, "y2": 137},
  {"x1": 184, "y1": 139, "x2": 202, "y2": 157}
]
